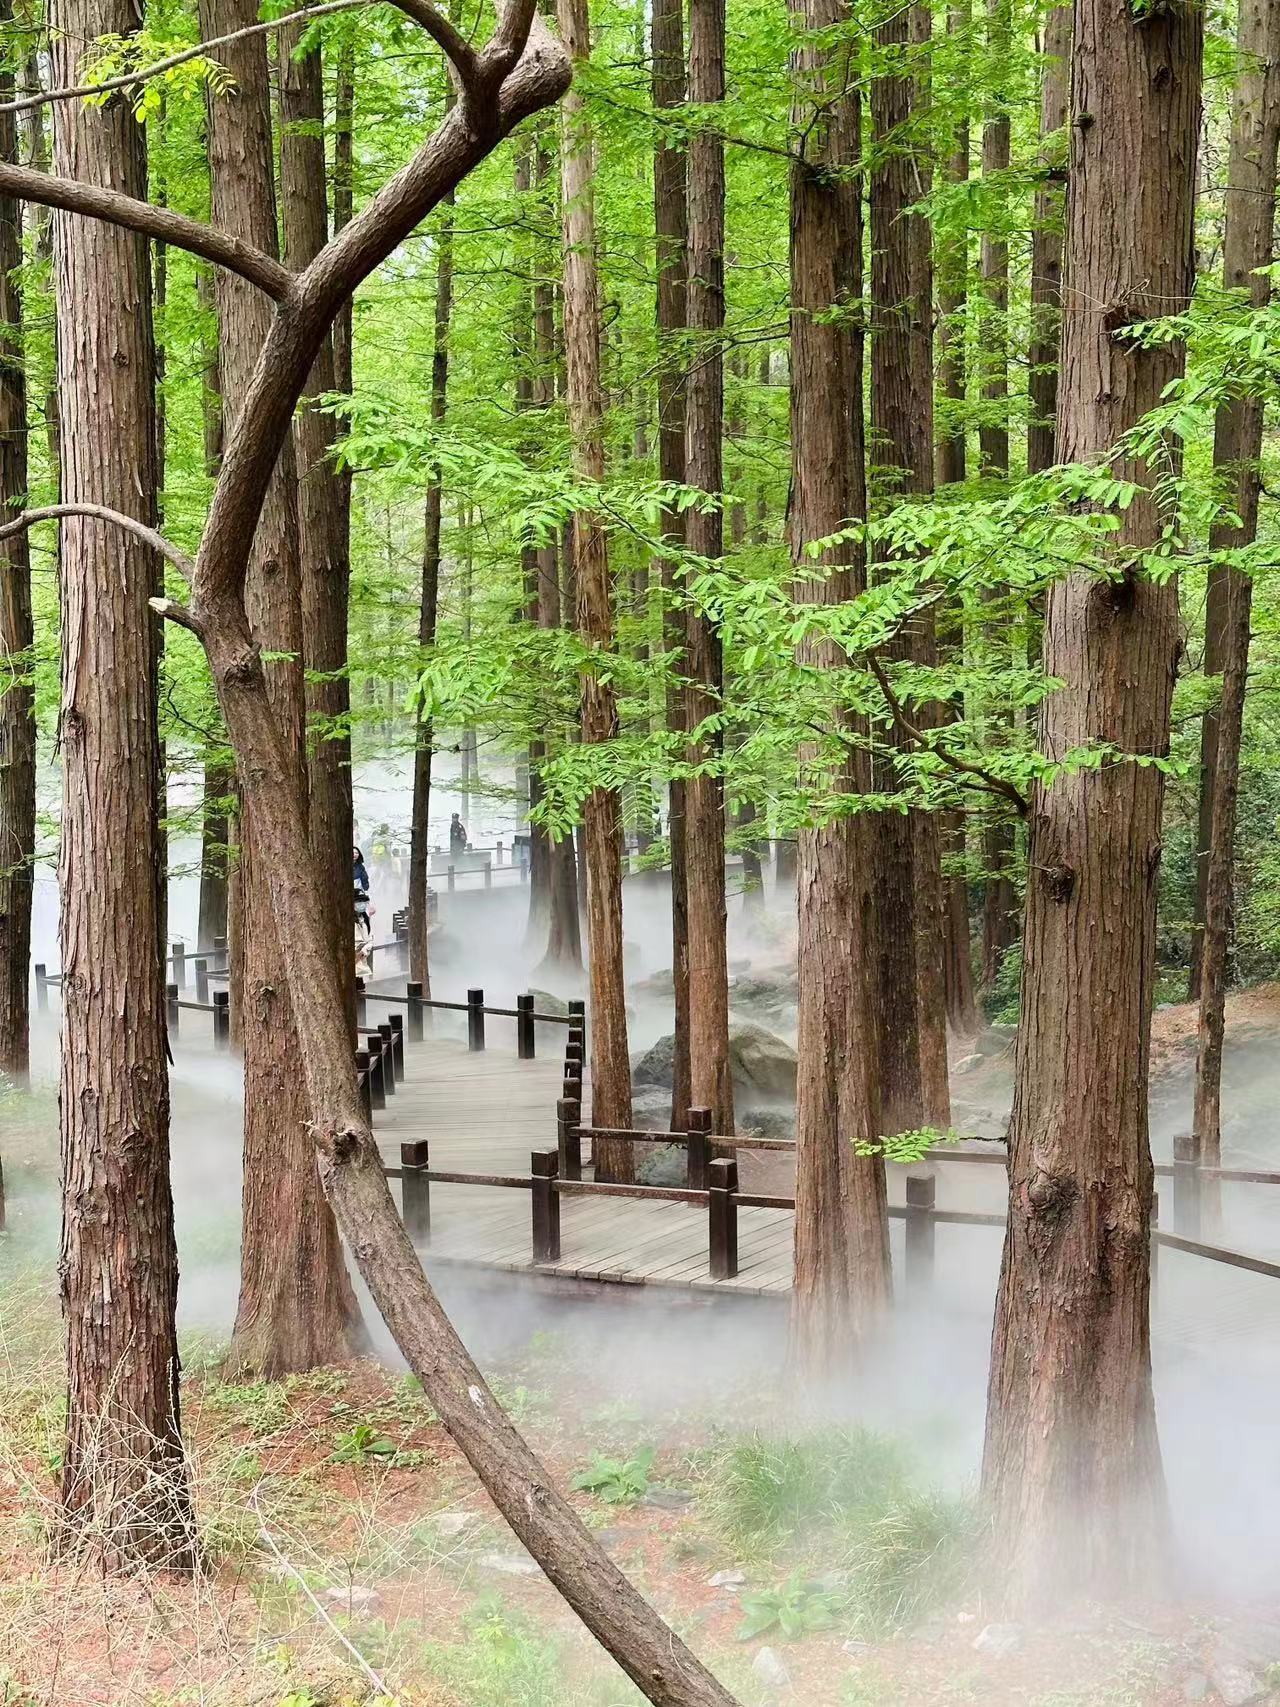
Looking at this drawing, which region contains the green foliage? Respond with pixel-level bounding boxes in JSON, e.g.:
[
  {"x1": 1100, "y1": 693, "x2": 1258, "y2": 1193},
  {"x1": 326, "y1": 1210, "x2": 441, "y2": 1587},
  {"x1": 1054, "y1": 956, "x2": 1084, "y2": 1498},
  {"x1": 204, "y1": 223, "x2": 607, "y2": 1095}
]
[
  {"x1": 701, "y1": 1427, "x2": 910, "y2": 1550},
  {"x1": 736, "y1": 1573, "x2": 841, "y2": 1642},
  {"x1": 330, "y1": 1421, "x2": 400, "y2": 1465},
  {"x1": 842, "y1": 1489, "x2": 982, "y2": 1638},
  {"x1": 570, "y1": 1445, "x2": 656, "y2": 1505}
]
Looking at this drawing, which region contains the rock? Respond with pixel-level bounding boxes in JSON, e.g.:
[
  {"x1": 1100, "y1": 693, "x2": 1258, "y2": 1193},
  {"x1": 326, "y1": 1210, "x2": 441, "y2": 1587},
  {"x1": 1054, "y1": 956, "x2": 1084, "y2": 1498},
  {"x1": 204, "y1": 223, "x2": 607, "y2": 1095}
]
[
  {"x1": 738, "y1": 1108, "x2": 795, "y2": 1143},
  {"x1": 631, "y1": 968, "x2": 675, "y2": 998},
  {"x1": 1181, "y1": 1676, "x2": 1209, "y2": 1704},
  {"x1": 526, "y1": 988, "x2": 570, "y2": 1017},
  {"x1": 842, "y1": 1639, "x2": 872, "y2": 1657},
  {"x1": 323, "y1": 1585, "x2": 380, "y2": 1610},
  {"x1": 974, "y1": 1024, "x2": 1016, "y2": 1059},
  {"x1": 750, "y1": 1646, "x2": 792, "y2": 1692},
  {"x1": 432, "y1": 1511, "x2": 474, "y2": 1537},
  {"x1": 634, "y1": 1031, "x2": 677, "y2": 1089},
  {"x1": 477, "y1": 1550, "x2": 541, "y2": 1578},
  {"x1": 707, "y1": 1569, "x2": 746, "y2": 1589},
  {"x1": 727, "y1": 972, "x2": 797, "y2": 1019},
  {"x1": 1210, "y1": 1660, "x2": 1266, "y2": 1707},
  {"x1": 636, "y1": 1144, "x2": 687, "y2": 1187},
  {"x1": 643, "y1": 1485, "x2": 693, "y2": 1510},
  {"x1": 634, "y1": 1023, "x2": 797, "y2": 1103},
  {"x1": 953, "y1": 1052, "x2": 984, "y2": 1075},
  {"x1": 1220, "y1": 1621, "x2": 1280, "y2": 1669},
  {"x1": 972, "y1": 1623, "x2": 1023, "y2": 1658}
]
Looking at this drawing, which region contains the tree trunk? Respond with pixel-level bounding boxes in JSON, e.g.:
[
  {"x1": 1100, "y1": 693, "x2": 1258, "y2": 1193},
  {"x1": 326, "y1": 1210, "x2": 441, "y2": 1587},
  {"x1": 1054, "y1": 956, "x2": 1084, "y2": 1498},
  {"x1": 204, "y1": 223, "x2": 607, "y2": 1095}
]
[
  {"x1": 942, "y1": 811, "x2": 980, "y2": 1034},
  {"x1": 0, "y1": 7, "x2": 33, "y2": 1086},
  {"x1": 1191, "y1": 0, "x2": 1280, "y2": 1163},
  {"x1": 51, "y1": 0, "x2": 193, "y2": 1568},
  {"x1": 683, "y1": 0, "x2": 734, "y2": 1135},
  {"x1": 280, "y1": 23, "x2": 355, "y2": 1031},
  {"x1": 977, "y1": 0, "x2": 1010, "y2": 480},
  {"x1": 201, "y1": 0, "x2": 361, "y2": 1377},
  {"x1": 653, "y1": 0, "x2": 692, "y2": 1130},
  {"x1": 869, "y1": 1, "x2": 949, "y2": 1134},
  {"x1": 1026, "y1": 2, "x2": 1071, "y2": 477},
  {"x1": 787, "y1": 0, "x2": 890, "y2": 1368},
  {"x1": 934, "y1": 0, "x2": 968, "y2": 489},
  {"x1": 198, "y1": 760, "x2": 231, "y2": 950},
  {"x1": 982, "y1": 0, "x2": 1203, "y2": 1605},
  {"x1": 558, "y1": 0, "x2": 633, "y2": 1165}
]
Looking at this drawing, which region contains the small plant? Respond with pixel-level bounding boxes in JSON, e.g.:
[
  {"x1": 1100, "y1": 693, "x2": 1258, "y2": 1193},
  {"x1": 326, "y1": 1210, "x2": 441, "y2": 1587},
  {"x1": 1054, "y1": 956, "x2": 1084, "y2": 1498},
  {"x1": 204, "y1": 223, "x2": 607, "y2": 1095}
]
[
  {"x1": 332, "y1": 1421, "x2": 399, "y2": 1465},
  {"x1": 571, "y1": 1446, "x2": 655, "y2": 1505},
  {"x1": 702, "y1": 1426, "x2": 909, "y2": 1549},
  {"x1": 843, "y1": 1487, "x2": 980, "y2": 1637},
  {"x1": 736, "y1": 1573, "x2": 841, "y2": 1642}
]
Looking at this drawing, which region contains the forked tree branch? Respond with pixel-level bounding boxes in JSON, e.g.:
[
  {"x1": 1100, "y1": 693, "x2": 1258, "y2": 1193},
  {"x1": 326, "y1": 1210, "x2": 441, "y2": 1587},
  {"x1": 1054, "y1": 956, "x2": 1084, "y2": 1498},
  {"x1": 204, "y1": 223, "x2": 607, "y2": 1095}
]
[{"x1": 0, "y1": 504, "x2": 196, "y2": 580}]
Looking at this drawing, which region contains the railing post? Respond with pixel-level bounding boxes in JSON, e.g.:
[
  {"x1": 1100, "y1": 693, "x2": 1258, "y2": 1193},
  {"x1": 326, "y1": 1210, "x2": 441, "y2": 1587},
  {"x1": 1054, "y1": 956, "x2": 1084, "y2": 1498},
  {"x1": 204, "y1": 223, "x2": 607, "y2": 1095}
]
[
  {"x1": 708, "y1": 1157, "x2": 738, "y2": 1280},
  {"x1": 557, "y1": 1095, "x2": 583, "y2": 1181},
  {"x1": 356, "y1": 1049, "x2": 373, "y2": 1123},
  {"x1": 171, "y1": 941, "x2": 186, "y2": 991},
  {"x1": 400, "y1": 1140, "x2": 431, "y2": 1242},
  {"x1": 687, "y1": 1106, "x2": 712, "y2": 1192},
  {"x1": 395, "y1": 909, "x2": 409, "y2": 969},
  {"x1": 355, "y1": 977, "x2": 367, "y2": 1029},
  {"x1": 517, "y1": 993, "x2": 535, "y2": 1060},
  {"x1": 368, "y1": 1033, "x2": 387, "y2": 1110},
  {"x1": 166, "y1": 981, "x2": 180, "y2": 1032},
  {"x1": 213, "y1": 990, "x2": 230, "y2": 1050},
  {"x1": 532, "y1": 1148, "x2": 562, "y2": 1263},
  {"x1": 378, "y1": 1022, "x2": 397, "y2": 1092},
  {"x1": 567, "y1": 997, "x2": 586, "y2": 1046},
  {"x1": 520, "y1": 854, "x2": 529, "y2": 885},
  {"x1": 447, "y1": 862, "x2": 456, "y2": 893},
  {"x1": 905, "y1": 1173, "x2": 936, "y2": 1296},
  {"x1": 194, "y1": 957, "x2": 209, "y2": 1005},
  {"x1": 467, "y1": 987, "x2": 486, "y2": 1052},
  {"x1": 1150, "y1": 1188, "x2": 1160, "y2": 1306},
  {"x1": 388, "y1": 1012, "x2": 405, "y2": 1077},
  {"x1": 483, "y1": 860, "x2": 492, "y2": 890},
  {"x1": 564, "y1": 1035, "x2": 583, "y2": 1081},
  {"x1": 34, "y1": 963, "x2": 47, "y2": 1011},
  {"x1": 1173, "y1": 1132, "x2": 1202, "y2": 1239},
  {"x1": 406, "y1": 979, "x2": 425, "y2": 1042},
  {"x1": 213, "y1": 933, "x2": 227, "y2": 971}
]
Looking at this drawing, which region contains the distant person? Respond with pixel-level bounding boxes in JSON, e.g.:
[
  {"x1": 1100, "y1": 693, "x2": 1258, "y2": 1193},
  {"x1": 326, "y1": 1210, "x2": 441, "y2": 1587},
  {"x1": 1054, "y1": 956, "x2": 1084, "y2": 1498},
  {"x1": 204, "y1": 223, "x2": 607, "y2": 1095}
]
[
  {"x1": 353, "y1": 845, "x2": 371, "y2": 940},
  {"x1": 353, "y1": 845, "x2": 370, "y2": 893},
  {"x1": 449, "y1": 812, "x2": 468, "y2": 856}
]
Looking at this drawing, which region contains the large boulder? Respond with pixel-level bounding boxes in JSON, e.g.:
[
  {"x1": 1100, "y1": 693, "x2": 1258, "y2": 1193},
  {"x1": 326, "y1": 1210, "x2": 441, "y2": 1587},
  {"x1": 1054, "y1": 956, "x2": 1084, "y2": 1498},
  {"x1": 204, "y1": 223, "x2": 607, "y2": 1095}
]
[
  {"x1": 728, "y1": 971, "x2": 798, "y2": 1021},
  {"x1": 633, "y1": 1022, "x2": 797, "y2": 1105}
]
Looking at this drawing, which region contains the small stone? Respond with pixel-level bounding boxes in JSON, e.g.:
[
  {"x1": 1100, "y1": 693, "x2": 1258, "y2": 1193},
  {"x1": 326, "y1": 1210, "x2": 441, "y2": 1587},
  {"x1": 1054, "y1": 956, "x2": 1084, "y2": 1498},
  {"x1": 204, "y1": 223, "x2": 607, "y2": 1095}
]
[
  {"x1": 1209, "y1": 1660, "x2": 1265, "y2": 1707},
  {"x1": 842, "y1": 1639, "x2": 872, "y2": 1657},
  {"x1": 953, "y1": 1052, "x2": 984, "y2": 1075},
  {"x1": 750, "y1": 1646, "x2": 791, "y2": 1692},
  {"x1": 643, "y1": 1485, "x2": 693, "y2": 1510},
  {"x1": 477, "y1": 1550, "x2": 541, "y2": 1578},
  {"x1": 432, "y1": 1511, "x2": 474, "y2": 1537},
  {"x1": 1181, "y1": 1675, "x2": 1209, "y2": 1704},
  {"x1": 972, "y1": 1622, "x2": 1023, "y2": 1658},
  {"x1": 322, "y1": 1585, "x2": 380, "y2": 1610},
  {"x1": 707, "y1": 1569, "x2": 746, "y2": 1589}
]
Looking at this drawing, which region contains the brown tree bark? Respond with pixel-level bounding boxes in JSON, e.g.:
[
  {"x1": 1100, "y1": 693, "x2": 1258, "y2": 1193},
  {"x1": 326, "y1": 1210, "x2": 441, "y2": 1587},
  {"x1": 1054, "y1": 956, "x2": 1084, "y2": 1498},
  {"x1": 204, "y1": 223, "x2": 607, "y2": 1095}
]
[
  {"x1": 280, "y1": 22, "x2": 356, "y2": 1030},
  {"x1": 869, "y1": 2, "x2": 950, "y2": 1133},
  {"x1": 0, "y1": 5, "x2": 33, "y2": 1086},
  {"x1": 557, "y1": 0, "x2": 633, "y2": 1166},
  {"x1": 1191, "y1": 0, "x2": 1280, "y2": 1162},
  {"x1": 51, "y1": 0, "x2": 193, "y2": 1568},
  {"x1": 201, "y1": 0, "x2": 361, "y2": 1377},
  {"x1": 787, "y1": 0, "x2": 890, "y2": 1368},
  {"x1": 942, "y1": 811, "x2": 980, "y2": 1034},
  {"x1": 198, "y1": 761, "x2": 232, "y2": 950},
  {"x1": 981, "y1": 0, "x2": 1203, "y2": 1605},
  {"x1": 1026, "y1": 2, "x2": 1071, "y2": 477},
  {"x1": 934, "y1": 0, "x2": 968, "y2": 490},
  {"x1": 652, "y1": 0, "x2": 692, "y2": 1130},
  {"x1": 977, "y1": 0, "x2": 1010, "y2": 480},
  {"x1": 683, "y1": 0, "x2": 734, "y2": 1135}
]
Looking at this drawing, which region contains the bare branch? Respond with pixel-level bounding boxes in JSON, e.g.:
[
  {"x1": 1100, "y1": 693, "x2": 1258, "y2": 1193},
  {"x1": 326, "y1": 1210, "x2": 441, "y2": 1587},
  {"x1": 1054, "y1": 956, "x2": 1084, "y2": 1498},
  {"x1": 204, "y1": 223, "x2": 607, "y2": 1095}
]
[
  {"x1": 0, "y1": 161, "x2": 294, "y2": 300},
  {"x1": 0, "y1": 0, "x2": 370, "y2": 117},
  {"x1": 0, "y1": 504, "x2": 197, "y2": 580},
  {"x1": 865, "y1": 647, "x2": 1031, "y2": 817},
  {"x1": 150, "y1": 596, "x2": 207, "y2": 639},
  {"x1": 485, "y1": 0, "x2": 539, "y2": 79},
  {"x1": 386, "y1": 0, "x2": 479, "y2": 81}
]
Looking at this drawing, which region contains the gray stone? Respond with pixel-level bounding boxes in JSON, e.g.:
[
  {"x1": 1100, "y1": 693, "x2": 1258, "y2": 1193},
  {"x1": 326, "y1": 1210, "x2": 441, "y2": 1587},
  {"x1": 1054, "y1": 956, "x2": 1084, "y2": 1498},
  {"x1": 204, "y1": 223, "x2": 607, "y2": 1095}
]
[
  {"x1": 526, "y1": 988, "x2": 570, "y2": 1017},
  {"x1": 972, "y1": 1623, "x2": 1023, "y2": 1658},
  {"x1": 323, "y1": 1584, "x2": 380, "y2": 1610},
  {"x1": 750, "y1": 1646, "x2": 792, "y2": 1692},
  {"x1": 431, "y1": 1511, "x2": 474, "y2": 1537},
  {"x1": 643, "y1": 1485, "x2": 694, "y2": 1510},
  {"x1": 1210, "y1": 1660, "x2": 1266, "y2": 1707},
  {"x1": 953, "y1": 1052, "x2": 984, "y2": 1075},
  {"x1": 1221, "y1": 1621, "x2": 1280, "y2": 1668},
  {"x1": 637, "y1": 1144, "x2": 687, "y2": 1187},
  {"x1": 974, "y1": 1024, "x2": 1016, "y2": 1059},
  {"x1": 634, "y1": 1023, "x2": 797, "y2": 1103},
  {"x1": 477, "y1": 1550, "x2": 541, "y2": 1578},
  {"x1": 1180, "y1": 1676, "x2": 1209, "y2": 1704},
  {"x1": 738, "y1": 1108, "x2": 795, "y2": 1143},
  {"x1": 842, "y1": 1640, "x2": 873, "y2": 1657},
  {"x1": 707, "y1": 1569, "x2": 746, "y2": 1589}
]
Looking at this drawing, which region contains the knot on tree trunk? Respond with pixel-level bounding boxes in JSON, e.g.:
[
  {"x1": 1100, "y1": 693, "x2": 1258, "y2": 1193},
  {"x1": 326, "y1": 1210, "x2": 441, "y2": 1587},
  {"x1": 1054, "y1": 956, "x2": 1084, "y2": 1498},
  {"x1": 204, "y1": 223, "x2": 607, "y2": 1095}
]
[{"x1": 1025, "y1": 1166, "x2": 1078, "y2": 1228}]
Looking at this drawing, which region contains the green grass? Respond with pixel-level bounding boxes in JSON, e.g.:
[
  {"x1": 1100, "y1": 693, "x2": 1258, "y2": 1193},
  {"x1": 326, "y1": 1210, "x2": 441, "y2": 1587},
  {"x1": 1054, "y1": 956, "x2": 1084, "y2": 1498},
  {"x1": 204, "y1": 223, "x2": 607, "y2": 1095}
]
[{"x1": 700, "y1": 1425, "x2": 911, "y2": 1551}]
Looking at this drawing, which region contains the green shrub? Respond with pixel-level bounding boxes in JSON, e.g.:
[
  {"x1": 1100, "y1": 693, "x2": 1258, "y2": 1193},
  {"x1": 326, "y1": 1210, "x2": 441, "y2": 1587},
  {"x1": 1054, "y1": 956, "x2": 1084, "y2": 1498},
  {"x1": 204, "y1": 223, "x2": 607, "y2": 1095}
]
[{"x1": 702, "y1": 1427, "x2": 910, "y2": 1550}]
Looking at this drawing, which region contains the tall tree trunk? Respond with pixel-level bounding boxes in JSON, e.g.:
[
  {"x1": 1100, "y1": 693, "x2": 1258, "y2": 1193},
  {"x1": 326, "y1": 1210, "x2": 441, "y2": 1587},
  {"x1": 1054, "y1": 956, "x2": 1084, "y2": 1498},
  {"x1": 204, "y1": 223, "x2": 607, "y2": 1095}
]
[
  {"x1": 51, "y1": 0, "x2": 193, "y2": 1568},
  {"x1": 653, "y1": 0, "x2": 692, "y2": 1129},
  {"x1": 683, "y1": 0, "x2": 734, "y2": 1135},
  {"x1": 1191, "y1": 0, "x2": 1280, "y2": 1162},
  {"x1": 787, "y1": 1, "x2": 890, "y2": 1367},
  {"x1": 196, "y1": 268, "x2": 230, "y2": 955},
  {"x1": 0, "y1": 5, "x2": 33, "y2": 1086},
  {"x1": 982, "y1": 0, "x2": 1203, "y2": 1605},
  {"x1": 201, "y1": 0, "x2": 361, "y2": 1376},
  {"x1": 869, "y1": 2, "x2": 949, "y2": 1133},
  {"x1": 558, "y1": 0, "x2": 632, "y2": 1167},
  {"x1": 942, "y1": 811, "x2": 980, "y2": 1033},
  {"x1": 280, "y1": 23, "x2": 356, "y2": 1030},
  {"x1": 934, "y1": 0, "x2": 968, "y2": 489},
  {"x1": 1026, "y1": 2, "x2": 1071, "y2": 476}
]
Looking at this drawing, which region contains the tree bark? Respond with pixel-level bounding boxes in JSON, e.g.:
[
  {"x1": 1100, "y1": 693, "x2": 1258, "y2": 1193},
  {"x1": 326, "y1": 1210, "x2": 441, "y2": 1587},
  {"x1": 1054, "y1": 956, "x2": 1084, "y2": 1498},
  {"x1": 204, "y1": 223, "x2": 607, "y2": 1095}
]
[
  {"x1": 280, "y1": 22, "x2": 356, "y2": 1031},
  {"x1": 869, "y1": 2, "x2": 950, "y2": 1133},
  {"x1": 51, "y1": 0, "x2": 193, "y2": 1568},
  {"x1": 982, "y1": 0, "x2": 1203, "y2": 1605},
  {"x1": 683, "y1": 0, "x2": 734, "y2": 1135},
  {"x1": 934, "y1": 0, "x2": 968, "y2": 489},
  {"x1": 557, "y1": 0, "x2": 633, "y2": 1165},
  {"x1": 201, "y1": 0, "x2": 361, "y2": 1377},
  {"x1": 977, "y1": 0, "x2": 1010, "y2": 480},
  {"x1": 652, "y1": 0, "x2": 692, "y2": 1130},
  {"x1": 942, "y1": 811, "x2": 980, "y2": 1034},
  {"x1": 1026, "y1": 2, "x2": 1071, "y2": 476},
  {"x1": 1191, "y1": 0, "x2": 1280, "y2": 1163},
  {"x1": 0, "y1": 5, "x2": 33, "y2": 1086},
  {"x1": 787, "y1": 0, "x2": 890, "y2": 1368}
]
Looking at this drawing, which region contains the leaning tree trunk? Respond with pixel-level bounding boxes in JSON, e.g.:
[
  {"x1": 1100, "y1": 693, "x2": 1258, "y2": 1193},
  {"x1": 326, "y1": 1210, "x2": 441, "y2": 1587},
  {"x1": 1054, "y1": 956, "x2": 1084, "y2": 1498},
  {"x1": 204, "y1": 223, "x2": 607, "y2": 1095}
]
[
  {"x1": 682, "y1": 0, "x2": 734, "y2": 1136},
  {"x1": 787, "y1": 0, "x2": 890, "y2": 1369},
  {"x1": 652, "y1": 0, "x2": 692, "y2": 1129},
  {"x1": 558, "y1": 0, "x2": 633, "y2": 1165},
  {"x1": 982, "y1": 0, "x2": 1203, "y2": 1606},
  {"x1": 201, "y1": 0, "x2": 362, "y2": 1376},
  {"x1": 0, "y1": 9, "x2": 33, "y2": 1087},
  {"x1": 280, "y1": 22, "x2": 355, "y2": 1031},
  {"x1": 869, "y1": 1, "x2": 949, "y2": 1134},
  {"x1": 51, "y1": 0, "x2": 193, "y2": 1569},
  {"x1": 1191, "y1": 0, "x2": 1280, "y2": 1165}
]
